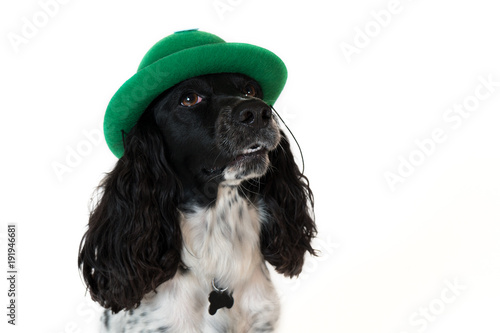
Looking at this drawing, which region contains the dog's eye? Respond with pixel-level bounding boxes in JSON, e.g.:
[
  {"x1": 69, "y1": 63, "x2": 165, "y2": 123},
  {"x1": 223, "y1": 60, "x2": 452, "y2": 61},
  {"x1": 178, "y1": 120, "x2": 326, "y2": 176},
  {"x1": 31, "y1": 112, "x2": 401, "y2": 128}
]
[
  {"x1": 180, "y1": 93, "x2": 203, "y2": 107},
  {"x1": 243, "y1": 83, "x2": 257, "y2": 97}
]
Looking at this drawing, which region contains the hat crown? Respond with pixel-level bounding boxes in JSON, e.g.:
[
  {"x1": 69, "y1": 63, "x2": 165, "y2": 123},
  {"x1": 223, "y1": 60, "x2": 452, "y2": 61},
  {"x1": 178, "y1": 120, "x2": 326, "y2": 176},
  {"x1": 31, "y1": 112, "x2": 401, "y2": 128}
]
[{"x1": 137, "y1": 30, "x2": 225, "y2": 71}]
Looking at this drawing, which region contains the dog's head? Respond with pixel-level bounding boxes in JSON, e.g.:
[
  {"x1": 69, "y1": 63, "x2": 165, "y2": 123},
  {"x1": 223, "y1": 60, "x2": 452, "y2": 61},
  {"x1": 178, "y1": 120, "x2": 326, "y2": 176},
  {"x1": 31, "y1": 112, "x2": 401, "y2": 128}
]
[
  {"x1": 78, "y1": 73, "x2": 316, "y2": 313},
  {"x1": 149, "y1": 73, "x2": 281, "y2": 201}
]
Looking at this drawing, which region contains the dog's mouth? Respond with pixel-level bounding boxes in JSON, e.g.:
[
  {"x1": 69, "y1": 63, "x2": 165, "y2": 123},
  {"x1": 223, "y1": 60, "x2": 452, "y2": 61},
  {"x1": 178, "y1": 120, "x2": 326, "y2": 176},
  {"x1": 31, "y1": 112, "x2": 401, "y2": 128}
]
[
  {"x1": 202, "y1": 144, "x2": 268, "y2": 176},
  {"x1": 232, "y1": 144, "x2": 267, "y2": 164}
]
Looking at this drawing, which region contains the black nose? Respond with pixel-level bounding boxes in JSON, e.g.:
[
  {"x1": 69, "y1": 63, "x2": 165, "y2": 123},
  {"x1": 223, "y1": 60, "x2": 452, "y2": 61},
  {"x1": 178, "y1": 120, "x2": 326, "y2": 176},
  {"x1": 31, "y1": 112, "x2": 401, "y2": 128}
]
[{"x1": 235, "y1": 100, "x2": 272, "y2": 130}]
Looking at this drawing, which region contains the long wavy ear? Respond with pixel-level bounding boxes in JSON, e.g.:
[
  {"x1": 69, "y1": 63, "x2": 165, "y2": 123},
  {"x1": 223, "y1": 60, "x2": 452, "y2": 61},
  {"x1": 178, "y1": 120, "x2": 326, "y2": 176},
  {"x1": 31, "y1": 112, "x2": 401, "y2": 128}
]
[
  {"x1": 78, "y1": 110, "x2": 182, "y2": 313},
  {"x1": 256, "y1": 130, "x2": 317, "y2": 277}
]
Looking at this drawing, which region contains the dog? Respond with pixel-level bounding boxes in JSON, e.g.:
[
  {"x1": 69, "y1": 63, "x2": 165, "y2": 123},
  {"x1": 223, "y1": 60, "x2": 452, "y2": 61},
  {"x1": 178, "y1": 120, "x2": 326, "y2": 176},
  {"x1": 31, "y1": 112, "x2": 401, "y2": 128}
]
[{"x1": 78, "y1": 72, "x2": 316, "y2": 332}]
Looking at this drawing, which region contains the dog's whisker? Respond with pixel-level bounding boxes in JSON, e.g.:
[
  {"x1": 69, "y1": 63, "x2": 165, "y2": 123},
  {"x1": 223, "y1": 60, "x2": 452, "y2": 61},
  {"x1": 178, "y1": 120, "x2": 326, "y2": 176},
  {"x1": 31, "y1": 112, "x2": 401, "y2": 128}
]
[
  {"x1": 239, "y1": 182, "x2": 260, "y2": 197},
  {"x1": 237, "y1": 185, "x2": 260, "y2": 211}
]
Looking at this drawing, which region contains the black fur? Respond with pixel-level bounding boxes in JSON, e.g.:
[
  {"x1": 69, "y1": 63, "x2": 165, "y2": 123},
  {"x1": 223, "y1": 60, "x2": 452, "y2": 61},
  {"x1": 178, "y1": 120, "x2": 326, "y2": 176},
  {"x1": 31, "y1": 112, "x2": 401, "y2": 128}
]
[
  {"x1": 78, "y1": 108, "x2": 183, "y2": 313},
  {"x1": 244, "y1": 131, "x2": 316, "y2": 277}
]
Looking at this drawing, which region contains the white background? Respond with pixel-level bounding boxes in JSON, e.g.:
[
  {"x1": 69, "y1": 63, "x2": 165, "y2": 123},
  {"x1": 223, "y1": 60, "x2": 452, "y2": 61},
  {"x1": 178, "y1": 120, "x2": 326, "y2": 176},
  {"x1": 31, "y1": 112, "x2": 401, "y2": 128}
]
[{"x1": 1, "y1": 0, "x2": 500, "y2": 332}]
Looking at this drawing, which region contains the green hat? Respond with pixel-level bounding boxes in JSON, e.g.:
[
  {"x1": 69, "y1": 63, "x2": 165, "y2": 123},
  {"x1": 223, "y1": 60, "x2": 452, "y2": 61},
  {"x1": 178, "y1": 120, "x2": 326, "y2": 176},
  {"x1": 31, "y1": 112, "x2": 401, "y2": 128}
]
[{"x1": 104, "y1": 29, "x2": 288, "y2": 158}]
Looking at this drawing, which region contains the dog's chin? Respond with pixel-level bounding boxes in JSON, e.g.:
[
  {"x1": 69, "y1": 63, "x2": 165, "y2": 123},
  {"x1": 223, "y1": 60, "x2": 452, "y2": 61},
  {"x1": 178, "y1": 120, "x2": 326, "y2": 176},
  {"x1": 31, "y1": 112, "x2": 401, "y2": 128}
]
[{"x1": 223, "y1": 148, "x2": 270, "y2": 185}]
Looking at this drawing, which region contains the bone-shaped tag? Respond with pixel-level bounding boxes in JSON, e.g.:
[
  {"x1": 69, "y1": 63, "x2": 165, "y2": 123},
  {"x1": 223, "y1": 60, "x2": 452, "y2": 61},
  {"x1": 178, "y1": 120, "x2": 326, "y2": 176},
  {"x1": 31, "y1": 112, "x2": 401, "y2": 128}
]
[{"x1": 208, "y1": 290, "x2": 234, "y2": 315}]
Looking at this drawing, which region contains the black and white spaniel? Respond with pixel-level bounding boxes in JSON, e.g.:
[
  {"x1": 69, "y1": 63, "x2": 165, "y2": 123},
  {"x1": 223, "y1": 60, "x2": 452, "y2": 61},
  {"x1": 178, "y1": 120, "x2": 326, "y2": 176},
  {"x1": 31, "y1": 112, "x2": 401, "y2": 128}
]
[{"x1": 78, "y1": 73, "x2": 317, "y2": 332}]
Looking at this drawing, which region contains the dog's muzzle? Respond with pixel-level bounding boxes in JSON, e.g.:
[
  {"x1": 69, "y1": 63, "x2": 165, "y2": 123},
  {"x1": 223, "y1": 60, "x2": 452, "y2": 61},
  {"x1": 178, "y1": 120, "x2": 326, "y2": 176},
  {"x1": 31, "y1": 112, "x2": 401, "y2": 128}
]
[{"x1": 213, "y1": 97, "x2": 281, "y2": 183}]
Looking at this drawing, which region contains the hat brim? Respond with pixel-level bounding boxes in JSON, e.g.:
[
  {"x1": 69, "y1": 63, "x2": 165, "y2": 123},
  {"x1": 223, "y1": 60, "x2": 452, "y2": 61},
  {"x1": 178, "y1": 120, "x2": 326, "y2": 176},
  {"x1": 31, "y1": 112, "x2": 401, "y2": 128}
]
[{"x1": 104, "y1": 42, "x2": 287, "y2": 158}]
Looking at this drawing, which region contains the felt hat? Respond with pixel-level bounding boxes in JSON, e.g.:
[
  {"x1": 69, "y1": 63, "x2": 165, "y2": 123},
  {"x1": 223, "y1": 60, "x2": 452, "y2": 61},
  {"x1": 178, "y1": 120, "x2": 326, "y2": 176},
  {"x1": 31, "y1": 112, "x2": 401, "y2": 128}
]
[{"x1": 104, "y1": 29, "x2": 288, "y2": 158}]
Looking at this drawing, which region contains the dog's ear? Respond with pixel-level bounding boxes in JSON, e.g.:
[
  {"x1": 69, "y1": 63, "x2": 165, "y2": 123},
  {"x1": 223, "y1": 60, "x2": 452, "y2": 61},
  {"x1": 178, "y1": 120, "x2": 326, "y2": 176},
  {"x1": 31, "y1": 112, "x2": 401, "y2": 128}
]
[
  {"x1": 256, "y1": 130, "x2": 317, "y2": 277},
  {"x1": 78, "y1": 110, "x2": 182, "y2": 313}
]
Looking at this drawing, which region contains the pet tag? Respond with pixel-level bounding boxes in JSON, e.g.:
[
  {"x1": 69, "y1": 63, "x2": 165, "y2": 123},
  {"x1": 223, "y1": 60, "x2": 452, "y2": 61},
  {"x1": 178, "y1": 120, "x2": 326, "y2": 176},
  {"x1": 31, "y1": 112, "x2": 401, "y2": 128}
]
[{"x1": 208, "y1": 280, "x2": 234, "y2": 315}]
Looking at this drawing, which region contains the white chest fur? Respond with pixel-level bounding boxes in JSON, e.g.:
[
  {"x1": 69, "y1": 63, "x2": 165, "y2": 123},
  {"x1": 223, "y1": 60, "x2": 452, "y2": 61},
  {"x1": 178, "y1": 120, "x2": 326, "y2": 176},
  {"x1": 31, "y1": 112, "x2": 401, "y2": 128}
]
[
  {"x1": 181, "y1": 185, "x2": 263, "y2": 288},
  {"x1": 103, "y1": 185, "x2": 280, "y2": 332}
]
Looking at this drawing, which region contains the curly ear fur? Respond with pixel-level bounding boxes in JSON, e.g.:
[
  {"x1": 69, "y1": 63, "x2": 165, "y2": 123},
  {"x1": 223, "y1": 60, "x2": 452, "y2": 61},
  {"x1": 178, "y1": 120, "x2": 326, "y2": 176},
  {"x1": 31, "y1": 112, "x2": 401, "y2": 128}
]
[
  {"x1": 249, "y1": 130, "x2": 317, "y2": 277},
  {"x1": 78, "y1": 110, "x2": 182, "y2": 313}
]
